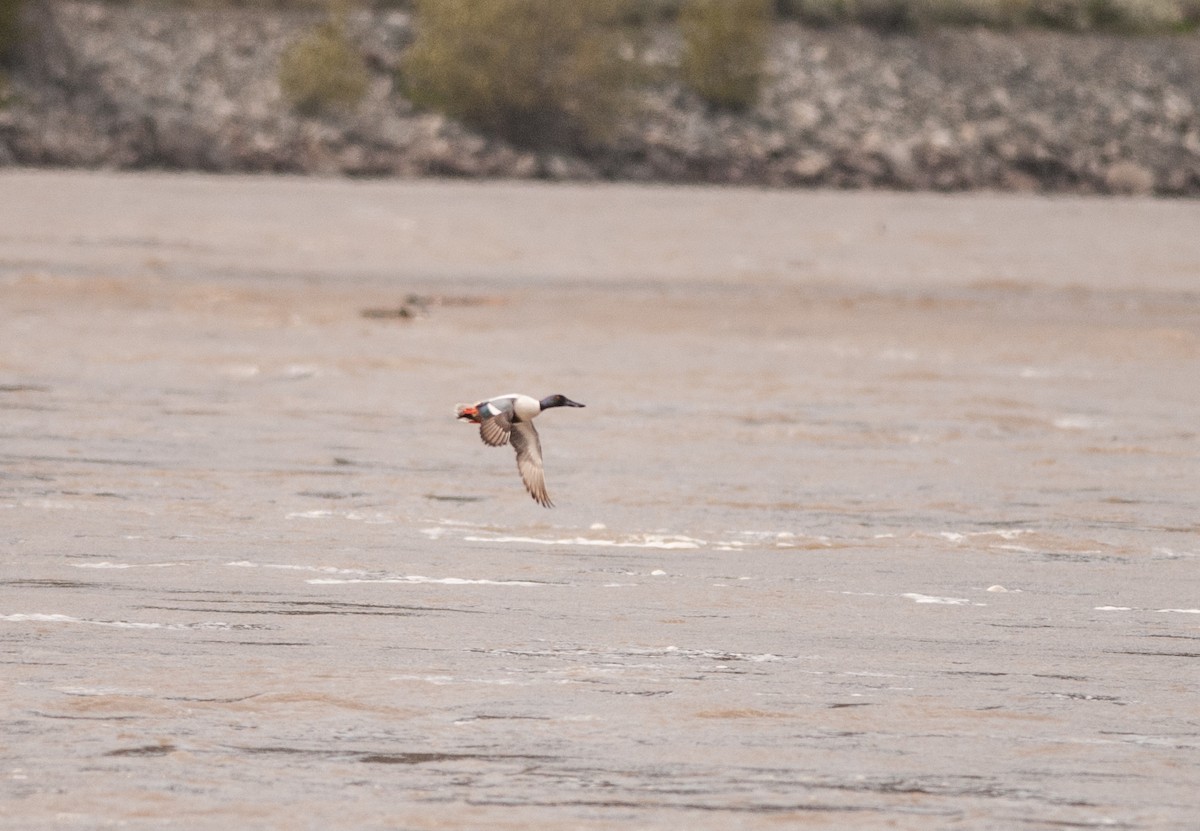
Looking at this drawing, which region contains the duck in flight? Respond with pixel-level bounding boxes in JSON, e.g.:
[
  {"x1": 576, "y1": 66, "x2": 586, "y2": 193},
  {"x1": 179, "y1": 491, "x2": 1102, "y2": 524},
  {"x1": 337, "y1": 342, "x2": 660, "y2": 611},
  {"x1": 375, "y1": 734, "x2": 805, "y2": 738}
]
[{"x1": 456, "y1": 393, "x2": 584, "y2": 507}]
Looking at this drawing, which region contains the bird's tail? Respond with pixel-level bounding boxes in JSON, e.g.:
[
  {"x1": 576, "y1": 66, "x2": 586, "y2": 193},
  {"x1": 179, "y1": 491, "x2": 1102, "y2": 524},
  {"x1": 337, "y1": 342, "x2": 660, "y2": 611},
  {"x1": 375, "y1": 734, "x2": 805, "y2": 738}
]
[{"x1": 456, "y1": 403, "x2": 481, "y2": 423}]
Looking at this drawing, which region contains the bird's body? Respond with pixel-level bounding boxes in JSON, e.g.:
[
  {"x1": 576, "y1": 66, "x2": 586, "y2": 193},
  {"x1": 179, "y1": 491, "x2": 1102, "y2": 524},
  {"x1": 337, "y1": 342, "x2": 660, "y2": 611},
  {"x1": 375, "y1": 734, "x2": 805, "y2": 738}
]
[{"x1": 456, "y1": 393, "x2": 584, "y2": 507}]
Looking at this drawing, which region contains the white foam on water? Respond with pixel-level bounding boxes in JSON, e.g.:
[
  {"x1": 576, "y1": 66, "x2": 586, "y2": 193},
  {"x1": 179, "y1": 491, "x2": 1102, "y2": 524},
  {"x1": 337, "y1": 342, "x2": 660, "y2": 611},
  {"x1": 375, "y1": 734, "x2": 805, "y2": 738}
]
[
  {"x1": 833, "y1": 590, "x2": 986, "y2": 606},
  {"x1": 286, "y1": 510, "x2": 394, "y2": 524},
  {"x1": 1053, "y1": 414, "x2": 1105, "y2": 430},
  {"x1": 734, "y1": 530, "x2": 831, "y2": 549},
  {"x1": 420, "y1": 519, "x2": 490, "y2": 537},
  {"x1": 473, "y1": 644, "x2": 784, "y2": 664},
  {"x1": 1095, "y1": 606, "x2": 1200, "y2": 614},
  {"x1": 430, "y1": 524, "x2": 829, "y2": 553},
  {"x1": 640, "y1": 646, "x2": 783, "y2": 663},
  {"x1": 71, "y1": 561, "x2": 188, "y2": 569},
  {"x1": 844, "y1": 671, "x2": 906, "y2": 678},
  {"x1": 775, "y1": 535, "x2": 832, "y2": 548},
  {"x1": 0, "y1": 613, "x2": 239, "y2": 630},
  {"x1": 349, "y1": 512, "x2": 394, "y2": 524},
  {"x1": 989, "y1": 529, "x2": 1030, "y2": 540},
  {"x1": 933, "y1": 529, "x2": 1031, "y2": 545},
  {"x1": 280, "y1": 364, "x2": 318, "y2": 380},
  {"x1": 1153, "y1": 547, "x2": 1196, "y2": 559},
  {"x1": 21, "y1": 499, "x2": 85, "y2": 511},
  {"x1": 722, "y1": 531, "x2": 828, "y2": 549},
  {"x1": 227, "y1": 561, "x2": 369, "y2": 576},
  {"x1": 390, "y1": 674, "x2": 522, "y2": 687},
  {"x1": 221, "y1": 363, "x2": 260, "y2": 378},
  {"x1": 307, "y1": 576, "x2": 543, "y2": 586},
  {"x1": 737, "y1": 530, "x2": 807, "y2": 540},
  {"x1": 463, "y1": 533, "x2": 706, "y2": 550},
  {"x1": 226, "y1": 560, "x2": 540, "y2": 586},
  {"x1": 55, "y1": 686, "x2": 156, "y2": 697},
  {"x1": 902, "y1": 593, "x2": 983, "y2": 606}
]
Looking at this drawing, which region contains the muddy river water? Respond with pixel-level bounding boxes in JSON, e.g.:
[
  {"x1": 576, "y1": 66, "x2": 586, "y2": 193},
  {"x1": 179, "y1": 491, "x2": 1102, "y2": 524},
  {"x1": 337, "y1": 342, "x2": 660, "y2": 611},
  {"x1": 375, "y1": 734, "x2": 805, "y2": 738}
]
[{"x1": 2, "y1": 170, "x2": 1198, "y2": 829}]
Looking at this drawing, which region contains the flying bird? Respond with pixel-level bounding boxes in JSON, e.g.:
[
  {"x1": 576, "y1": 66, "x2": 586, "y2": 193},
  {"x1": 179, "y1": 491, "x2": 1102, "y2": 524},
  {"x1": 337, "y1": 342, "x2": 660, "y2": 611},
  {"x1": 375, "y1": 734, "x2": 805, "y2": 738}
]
[{"x1": 456, "y1": 393, "x2": 584, "y2": 507}]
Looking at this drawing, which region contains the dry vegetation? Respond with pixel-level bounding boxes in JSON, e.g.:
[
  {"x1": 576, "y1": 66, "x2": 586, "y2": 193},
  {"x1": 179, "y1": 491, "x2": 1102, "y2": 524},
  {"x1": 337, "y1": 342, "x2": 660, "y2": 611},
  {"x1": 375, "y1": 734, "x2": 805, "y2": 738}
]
[
  {"x1": 680, "y1": 0, "x2": 772, "y2": 110},
  {"x1": 2, "y1": 0, "x2": 1197, "y2": 192},
  {"x1": 399, "y1": 0, "x2": 639, "y2": 149},
  {"x1": 278, "y1": 14, "x2": 368, "y2": 114},
  {"x1": 10, "y1": 0, "x2": 1197, "y2": 30},
  {"x1": 5, "y1": 0, "x2": 1196, "y2": 146},
  {"x1": 0, "y1": 0, "x2": 24, "y2": 63}
]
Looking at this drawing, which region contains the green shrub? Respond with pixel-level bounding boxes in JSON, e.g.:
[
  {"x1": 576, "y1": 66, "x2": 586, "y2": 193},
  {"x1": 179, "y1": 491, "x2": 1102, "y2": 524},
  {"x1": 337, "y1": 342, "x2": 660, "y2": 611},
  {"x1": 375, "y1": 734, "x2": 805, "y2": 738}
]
[
  {"x1": 680, "y1": 0, "x2": 772, "y2": 111},
  {"x1": 278, "y1": 15, "x2": 369, "y2": 115},
  {"x1": 778, "y1": 0, "x2": 1198, "y2": 30},
  {"x1": 912, "y1": 0, "x2": 1033, "y2": 27},
  {"x1": 1086, "y1": 0, "x2": 1185, "y2": 31},
  {"x1": 400, "y1": 0, "x2": 638, "y2": 150},
  {"x1": 1025, "y1": 0, "x2": 1188, "y2": 29},
  {"x1": 778, "y1": 0, "x2": 856, "y2": 27},
  {"x1": 0, "y1": 0, "x2": 24, "y2": 65},
  {"x1": 1029, "y1": 0, "x2": 1105, "y2": 27},
  {"x1": 783, "y1": 0, "x2": 976, "y2": 28}
]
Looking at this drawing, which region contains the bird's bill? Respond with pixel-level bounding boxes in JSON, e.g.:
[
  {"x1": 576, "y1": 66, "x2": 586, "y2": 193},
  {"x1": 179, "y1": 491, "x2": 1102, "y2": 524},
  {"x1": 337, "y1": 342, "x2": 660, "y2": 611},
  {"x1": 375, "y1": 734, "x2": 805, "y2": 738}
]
[{"x1": 562, "y1": 398, "x2": 585, "y2": 408}]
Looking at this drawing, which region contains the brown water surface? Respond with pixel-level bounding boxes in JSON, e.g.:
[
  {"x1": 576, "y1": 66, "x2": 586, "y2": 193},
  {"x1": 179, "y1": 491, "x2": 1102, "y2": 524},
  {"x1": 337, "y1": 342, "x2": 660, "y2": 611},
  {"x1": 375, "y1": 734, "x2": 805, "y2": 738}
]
[{"x1": 2, "y1": 171, "x2": 1198, "y2": 829}]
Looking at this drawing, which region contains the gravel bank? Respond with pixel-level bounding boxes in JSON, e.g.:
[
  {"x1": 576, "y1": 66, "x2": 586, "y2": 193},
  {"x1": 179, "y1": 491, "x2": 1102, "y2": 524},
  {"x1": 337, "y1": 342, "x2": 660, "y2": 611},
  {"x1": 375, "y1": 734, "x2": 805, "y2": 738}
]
[{"x1": 2, "y1": 2, "x2": 1198, "y2": 194}]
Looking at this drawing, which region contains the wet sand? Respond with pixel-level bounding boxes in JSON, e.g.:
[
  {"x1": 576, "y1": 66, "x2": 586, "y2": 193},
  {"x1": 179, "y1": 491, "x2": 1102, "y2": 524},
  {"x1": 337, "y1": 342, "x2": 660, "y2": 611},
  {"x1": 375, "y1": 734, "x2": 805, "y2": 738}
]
[{"x1": 2, "y1": 170, "x2": 1198, "y2": 829}]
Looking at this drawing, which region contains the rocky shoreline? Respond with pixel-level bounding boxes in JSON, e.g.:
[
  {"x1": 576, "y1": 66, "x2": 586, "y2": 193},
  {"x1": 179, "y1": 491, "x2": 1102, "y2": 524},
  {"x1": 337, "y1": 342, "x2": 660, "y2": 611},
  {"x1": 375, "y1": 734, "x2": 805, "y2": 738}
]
[{"x1": 2, "y1": 2, "x2": 1199, "y2": 195}]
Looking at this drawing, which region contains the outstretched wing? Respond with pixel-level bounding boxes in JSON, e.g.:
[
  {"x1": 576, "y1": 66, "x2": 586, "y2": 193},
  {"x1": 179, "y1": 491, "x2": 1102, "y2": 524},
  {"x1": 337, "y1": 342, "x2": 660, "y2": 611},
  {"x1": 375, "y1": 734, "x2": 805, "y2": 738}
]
[
  {"x1": 479, "y1": 410, "x2": 512, "y2": 447},
  {"x1": 510, "y1": 421, "x2": 552, "y2": 508}
]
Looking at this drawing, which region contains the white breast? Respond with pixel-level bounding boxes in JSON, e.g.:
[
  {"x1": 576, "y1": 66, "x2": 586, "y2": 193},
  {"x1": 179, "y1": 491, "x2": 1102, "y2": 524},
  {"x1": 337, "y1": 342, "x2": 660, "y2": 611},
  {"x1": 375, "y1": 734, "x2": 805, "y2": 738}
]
[{"x1": 510, "y1": 394, "x2": 542, "y2": 421}]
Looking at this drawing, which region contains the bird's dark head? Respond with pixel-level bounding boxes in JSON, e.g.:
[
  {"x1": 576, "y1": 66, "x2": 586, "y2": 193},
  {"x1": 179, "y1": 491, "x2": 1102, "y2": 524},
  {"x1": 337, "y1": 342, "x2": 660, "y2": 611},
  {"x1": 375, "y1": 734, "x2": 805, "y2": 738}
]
[{"x1": 540, "y1": 394, "x2": 585, "y2": 410}]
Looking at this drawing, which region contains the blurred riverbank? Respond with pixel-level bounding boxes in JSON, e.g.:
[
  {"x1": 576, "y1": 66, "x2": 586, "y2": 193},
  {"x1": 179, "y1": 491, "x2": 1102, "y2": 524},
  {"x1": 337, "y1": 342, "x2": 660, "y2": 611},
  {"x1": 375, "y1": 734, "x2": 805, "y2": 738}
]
[{"x1": 2, "y1": 2, "x2": 1199, "y2": 194}]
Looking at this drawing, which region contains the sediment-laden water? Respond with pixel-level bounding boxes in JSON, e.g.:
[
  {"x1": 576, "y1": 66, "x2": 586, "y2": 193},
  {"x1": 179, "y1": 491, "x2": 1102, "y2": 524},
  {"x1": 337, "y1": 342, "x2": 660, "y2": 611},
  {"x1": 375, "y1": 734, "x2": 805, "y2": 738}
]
[{"x1": 2, "y1": 171, "x2": 1198, "y2": 829}]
